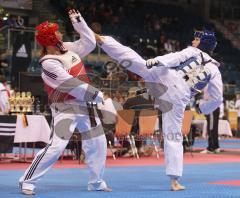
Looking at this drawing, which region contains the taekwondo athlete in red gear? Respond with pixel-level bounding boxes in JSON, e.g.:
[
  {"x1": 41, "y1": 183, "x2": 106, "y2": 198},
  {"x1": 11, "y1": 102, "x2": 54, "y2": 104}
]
[
  {"x1": 19, "y1": 10, "x2": 112, "y2": 195},
  {"x1": 95, "y1": 29, "x2": 223, "y2": 191}
]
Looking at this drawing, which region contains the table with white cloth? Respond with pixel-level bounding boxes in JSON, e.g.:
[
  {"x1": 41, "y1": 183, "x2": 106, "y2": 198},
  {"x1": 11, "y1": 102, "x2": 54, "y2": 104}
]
[
  {"x1": 14, "y1": 115, "x2": 51, "y2": 161},
  {"x1": 0, "y1": 115, "x2": 51, "y2": 161},
  {"x1": 192, "y1": 119, "x2": 233, "y2": 138},
  {"x1": 14, "y1": 115, "x2": 51, "y2": 144}
]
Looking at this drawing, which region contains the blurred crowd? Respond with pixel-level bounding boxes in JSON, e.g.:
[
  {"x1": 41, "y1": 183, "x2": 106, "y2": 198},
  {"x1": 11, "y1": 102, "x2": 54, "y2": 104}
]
[{"x1": 225, "y1": 20, "x2": 240, "y2": 36}]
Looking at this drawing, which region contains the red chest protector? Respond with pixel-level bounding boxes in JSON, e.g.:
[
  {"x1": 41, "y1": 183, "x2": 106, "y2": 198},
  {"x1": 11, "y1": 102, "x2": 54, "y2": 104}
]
[{"x1": 40, "y1": 51, "x2": 90, "y2": 103}]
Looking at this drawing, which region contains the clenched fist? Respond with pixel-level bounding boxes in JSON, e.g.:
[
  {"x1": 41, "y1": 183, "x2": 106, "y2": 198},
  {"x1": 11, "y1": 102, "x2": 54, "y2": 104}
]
[{"x1": 146, "y1": 58, "x2": 160, "y2": 69}]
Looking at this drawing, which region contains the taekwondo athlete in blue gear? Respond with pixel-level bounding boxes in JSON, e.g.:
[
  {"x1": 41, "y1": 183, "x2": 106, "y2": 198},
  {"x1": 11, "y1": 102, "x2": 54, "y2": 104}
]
[{"x1": 95, "y1": 28, "x2": 223, "y2": 191}]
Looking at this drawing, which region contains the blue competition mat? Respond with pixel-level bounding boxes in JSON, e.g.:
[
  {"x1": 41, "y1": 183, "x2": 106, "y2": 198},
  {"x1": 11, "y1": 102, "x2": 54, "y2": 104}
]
[{"x1": 1, "y1": 163, "x2": 240, "y2": 198}]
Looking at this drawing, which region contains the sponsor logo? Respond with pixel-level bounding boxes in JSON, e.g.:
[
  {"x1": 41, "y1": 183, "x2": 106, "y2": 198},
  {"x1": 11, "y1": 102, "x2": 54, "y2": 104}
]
[
  {"x1": 72, "y1": 56, "x2": 77, "y2": 63},
  {"x1": 16, "y1": 44, "x2": 28, "y2": 58}
]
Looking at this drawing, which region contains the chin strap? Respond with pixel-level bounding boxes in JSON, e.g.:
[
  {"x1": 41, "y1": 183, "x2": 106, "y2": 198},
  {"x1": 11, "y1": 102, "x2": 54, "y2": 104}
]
[{"x1": 56, "y1": 42, "x2": 67, "y2": 53}]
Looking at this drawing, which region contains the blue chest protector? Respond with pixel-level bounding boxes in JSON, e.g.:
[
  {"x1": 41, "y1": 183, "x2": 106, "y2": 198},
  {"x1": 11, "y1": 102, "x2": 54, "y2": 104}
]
[{"x1": 175, "y1": 54, "x2": 212, "y2": 97}]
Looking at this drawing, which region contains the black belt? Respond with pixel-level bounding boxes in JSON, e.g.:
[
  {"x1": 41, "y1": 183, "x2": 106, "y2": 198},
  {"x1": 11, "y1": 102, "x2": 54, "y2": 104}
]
[
  {"x1": 86, "y1": 102, "x2": 97, "y2": 128},
  {"x1": 52, "y1": 103, "x2": 98, "y2": 128}
]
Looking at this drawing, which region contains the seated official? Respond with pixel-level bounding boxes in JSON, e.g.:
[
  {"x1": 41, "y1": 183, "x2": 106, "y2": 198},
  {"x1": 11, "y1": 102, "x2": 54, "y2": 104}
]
[{"x1": 97, "y1": 92, "x2": 123, "y2": 146}]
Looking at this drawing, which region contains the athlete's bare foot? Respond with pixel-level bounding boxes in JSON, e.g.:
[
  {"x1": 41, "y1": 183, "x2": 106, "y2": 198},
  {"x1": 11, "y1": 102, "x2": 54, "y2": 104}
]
[
  {"x1": 171, "y1": 180, "x2": 186, "y2": 191},
  {"x1": 21, "y1": 189, "x2": 36, "y2": 195},
  {"x1": 101, "y1": 187, "x2": 113, "y2": 192}
]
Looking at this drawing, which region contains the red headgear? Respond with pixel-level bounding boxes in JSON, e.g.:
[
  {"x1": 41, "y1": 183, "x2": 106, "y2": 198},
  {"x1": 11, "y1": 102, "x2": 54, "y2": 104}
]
[{"x1": 35, "y1": 21, "x2": 61, "y2": 47}]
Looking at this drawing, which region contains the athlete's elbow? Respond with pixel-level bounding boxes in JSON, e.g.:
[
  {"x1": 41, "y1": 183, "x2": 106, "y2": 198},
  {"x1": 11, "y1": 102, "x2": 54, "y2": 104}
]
[{"x1": 83, "y1": 39, "x2": 96, "y2": 54}]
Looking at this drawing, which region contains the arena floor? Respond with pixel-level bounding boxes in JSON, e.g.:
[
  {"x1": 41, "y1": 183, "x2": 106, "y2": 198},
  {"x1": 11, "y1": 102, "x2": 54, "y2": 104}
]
[{"x1": 0, "y1": 139, "x2": 240, "y2": 198}]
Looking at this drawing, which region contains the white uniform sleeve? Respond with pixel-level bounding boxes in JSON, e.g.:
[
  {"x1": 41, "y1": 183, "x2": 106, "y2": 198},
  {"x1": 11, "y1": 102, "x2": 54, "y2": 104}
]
[
  {"x1": 101, "y1": 36, "x2": 149, "y2": 79},
  {"x1": 0, "y1": 90, "x2": 9, "y2": 113},
  {"x1": 63, "y1": 16, "x2": 96, "y2": 58},
  {"x1": 199, "y1": 67, "x2": 223, "y2": 115},
  {"x1": 41, "y1": 59, "x2": 103, "y2": 102},
  {"x1": 154, "y1": 46, "x2": 201, "y2": 67}
]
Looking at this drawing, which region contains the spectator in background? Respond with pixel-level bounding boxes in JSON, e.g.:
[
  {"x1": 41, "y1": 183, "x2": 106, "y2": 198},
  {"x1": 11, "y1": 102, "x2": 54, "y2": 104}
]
[
  {"x1": 143, "y1": 14, "x2": 152, "y2": 33},
  {"x1": 235, "y1": 94, "x2": 240, "y2": 134},
  {"x1": 6, "y1": 15, "x2": 24, "y2": 28},
  {"x1": 219, "y1": 102, "x2": 225, "y2": 119},
  {"x1": 113, "y1": 90, "x2": 125, "y2": 104},
  {"x1": 236, "y1": 24, "x2": 240, "y2": 36},
  {"x1": 0, "y1": 50, "x2": 10, "y2": 80},
  {"x1": 157, "y1": 34, "x2": 167, "y2": 55},
  {"x1": 153, "y1": 18, "x2": 161, "y2": 32},
  {"x1": 174, "y1": 41, "x2": 181, "y2": 51},
  {"x1": 200, "y1": 86, "x2": 221, "y2": 154},
  {"x1": 0, "y1": 75, "x2": 10, "y2": 114},
  {"x1": 0, "y1": 50, "x2": 9, "y2": 69},
  {"x1": 164, "y1": 39, "x2": 174, "y2": 53},
  {"x1": 27, "y1": 50, "x2": 41, "y2": 73},
  {"x1": 6, "y1": 15, "x2": 16, "y2": 27},
  {"x1": 97, "y1": 92, "x2": 123, "y2": 146},
  {"x1": 0, "y1": 19, "x2": 3, "y2": 28}
]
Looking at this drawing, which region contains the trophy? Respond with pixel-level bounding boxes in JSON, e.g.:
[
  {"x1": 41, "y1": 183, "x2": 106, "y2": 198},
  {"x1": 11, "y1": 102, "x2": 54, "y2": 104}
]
[
  {"x1": 8, "y1": 96, "x2": 16, "y2": 113},
  {"x1": 15, "y1": 92, "x2": 21, "y2": 113},
  {"x1": 8, "y1": 92, "x2": 36, "y2": 114},
  {"x1": 26, "y1": 92, "x2": 35, "y2": 113},
  {"x1": 21, "y1": 92, "x2": 27, "y2": 113}
]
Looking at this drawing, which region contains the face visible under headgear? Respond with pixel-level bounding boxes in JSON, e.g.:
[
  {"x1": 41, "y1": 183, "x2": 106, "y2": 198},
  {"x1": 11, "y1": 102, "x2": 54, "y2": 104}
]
[
  {"x1": 35, "y1": 21, "x2": 66, "y2": 52},
  {"x1": 194, "y1": 29, "x2": 217, "y2": 52}
]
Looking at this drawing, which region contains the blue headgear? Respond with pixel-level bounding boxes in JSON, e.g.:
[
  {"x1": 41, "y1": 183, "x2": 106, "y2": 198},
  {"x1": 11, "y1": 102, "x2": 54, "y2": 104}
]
[{"x1": 194, "y1": 29, "x2": 217, "y2": 52}]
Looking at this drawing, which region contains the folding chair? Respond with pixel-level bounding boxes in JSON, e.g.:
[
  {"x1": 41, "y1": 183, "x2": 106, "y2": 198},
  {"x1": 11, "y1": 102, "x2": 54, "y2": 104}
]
[
  {"x1": 138, "y1": 109, "x2": 159, "y2": 158},
  {"x1": 182, "y1": 110, "x2": 194, "y2": 156},
  {"x1": 110, "y1": 109, "x2": 136, "y2": 159}
]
